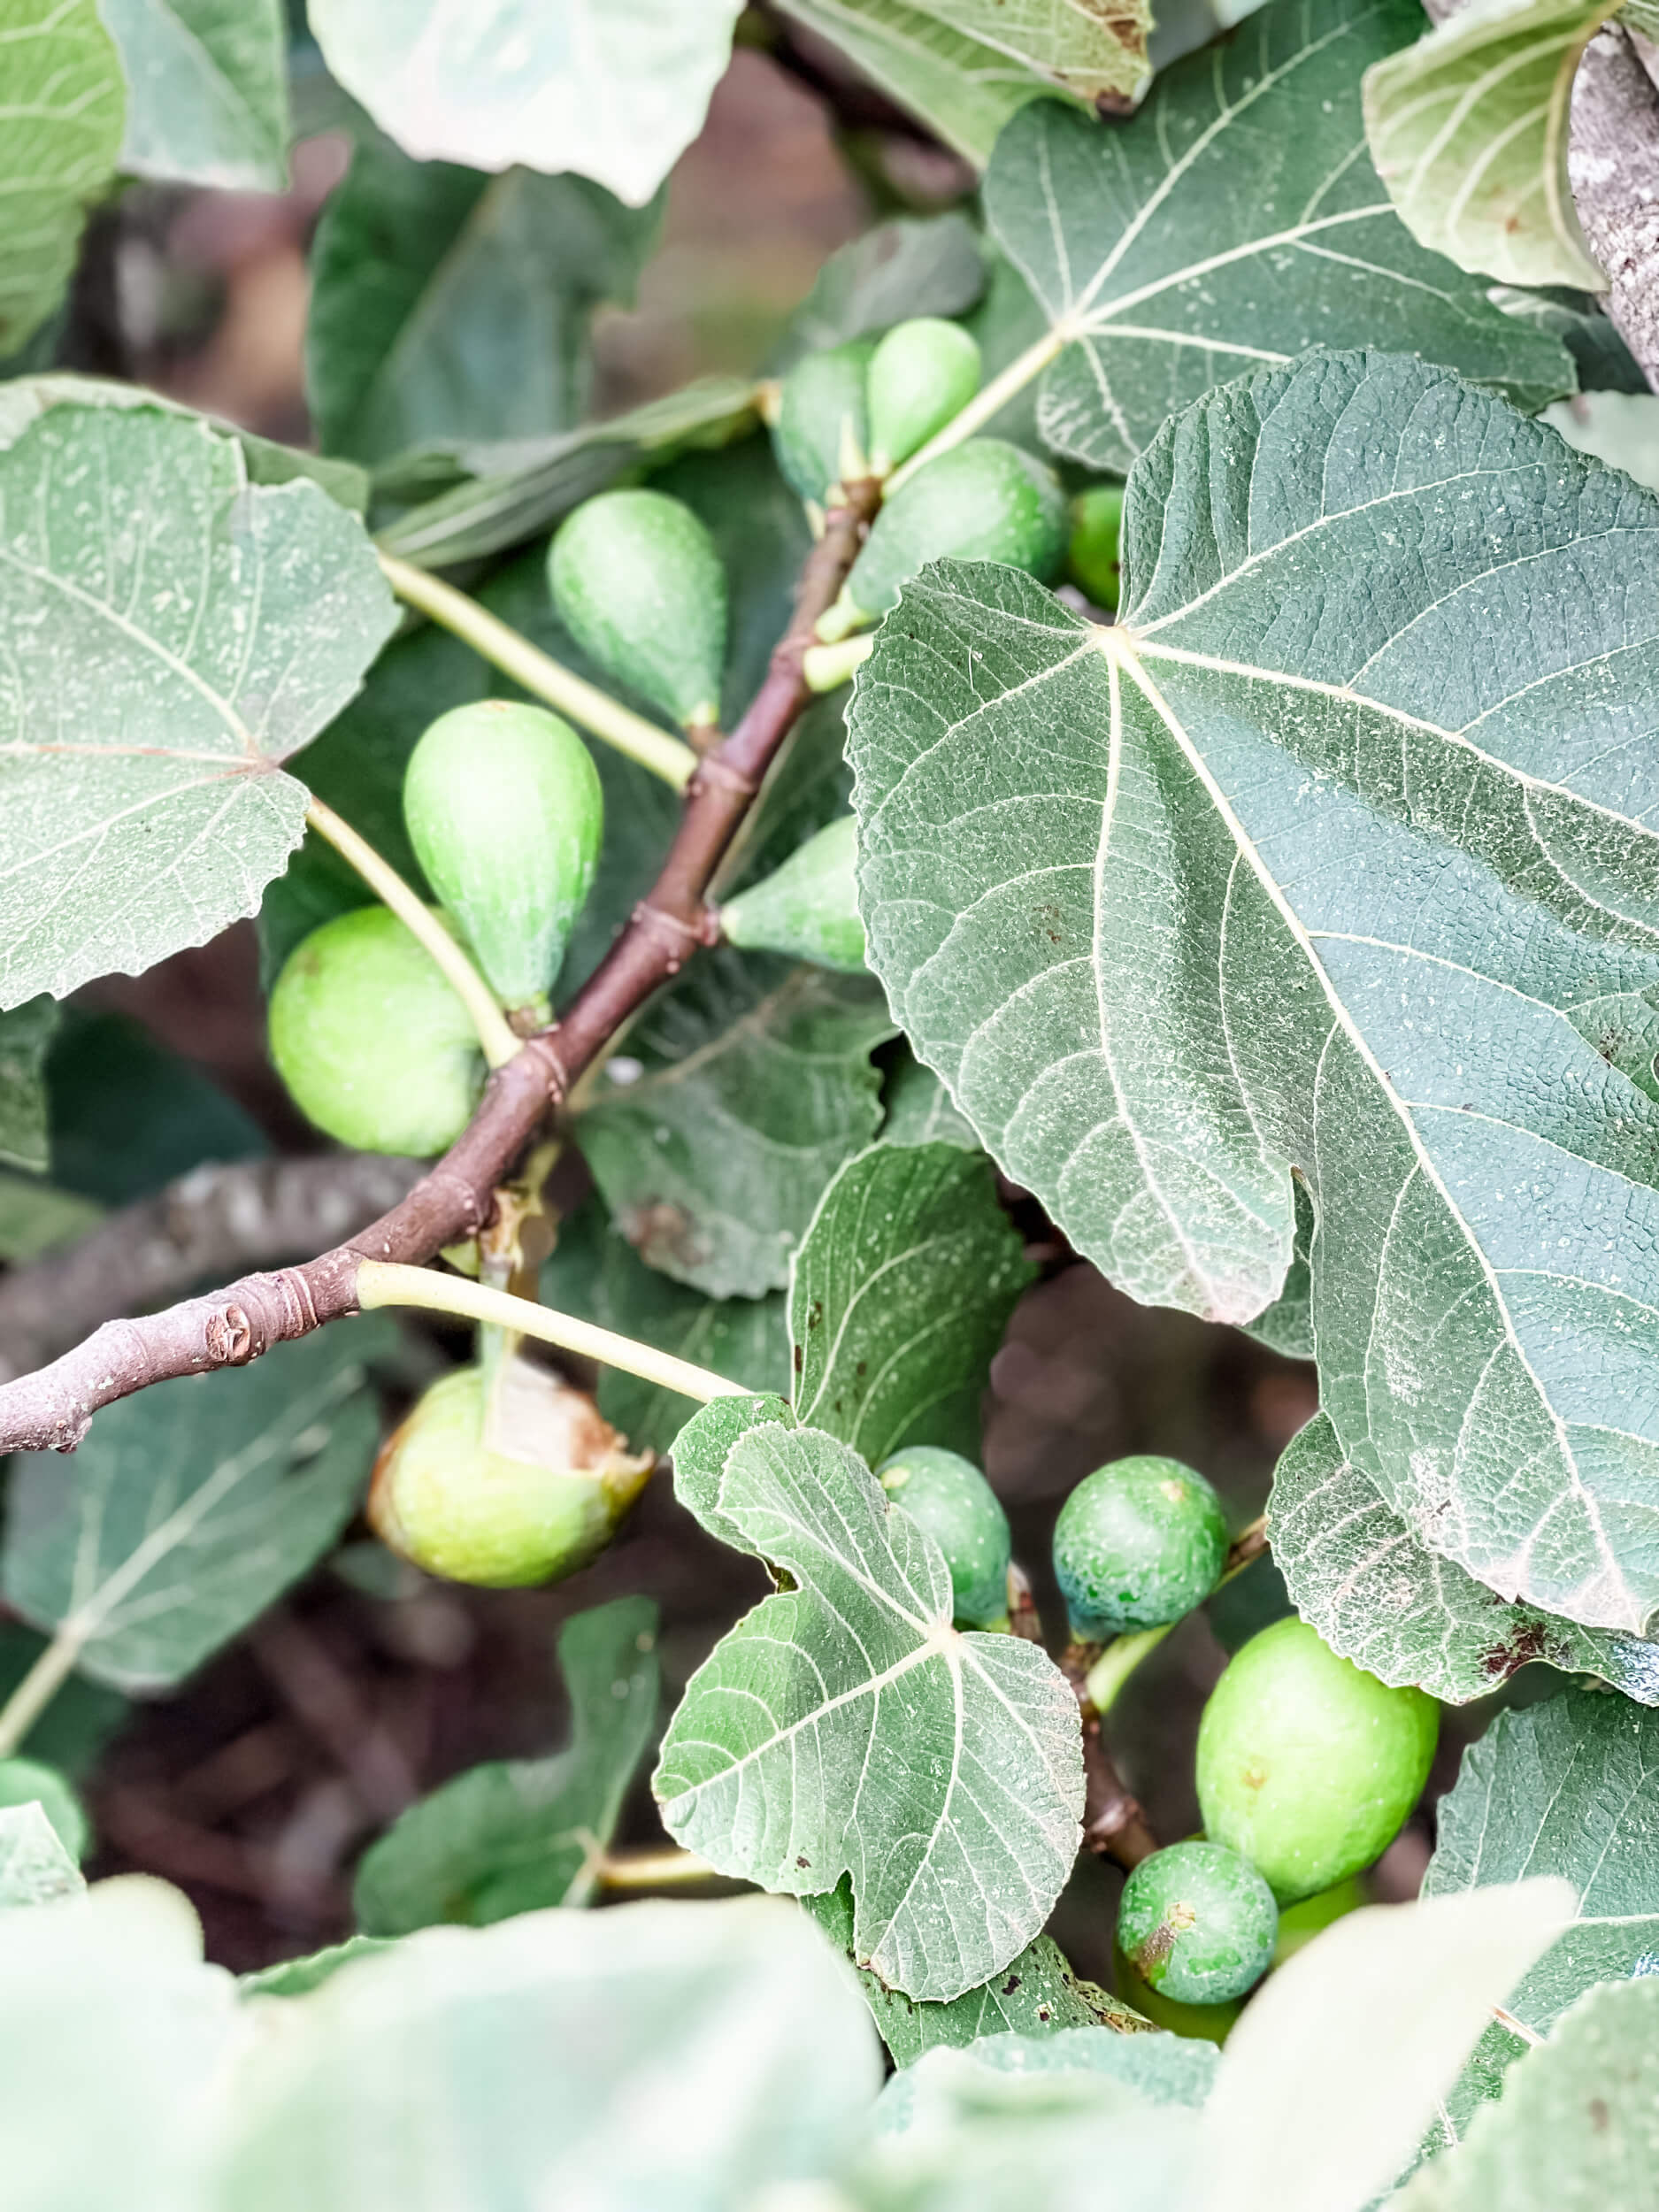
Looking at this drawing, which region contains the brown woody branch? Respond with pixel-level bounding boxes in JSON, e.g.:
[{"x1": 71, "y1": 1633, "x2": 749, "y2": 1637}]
[{"x1": 0, "y1": 486, "x2": 879, "y2": 1455}]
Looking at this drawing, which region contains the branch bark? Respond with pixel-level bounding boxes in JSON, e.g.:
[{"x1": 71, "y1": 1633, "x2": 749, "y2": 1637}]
[{"x1": 0, "y1": 486, "x2": 879, "y2": 1454}]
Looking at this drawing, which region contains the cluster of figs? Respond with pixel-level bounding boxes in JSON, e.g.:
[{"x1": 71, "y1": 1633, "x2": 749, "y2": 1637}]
[{"x1": 262, "y1": 313, "x2": 1419, "y2": 2028}]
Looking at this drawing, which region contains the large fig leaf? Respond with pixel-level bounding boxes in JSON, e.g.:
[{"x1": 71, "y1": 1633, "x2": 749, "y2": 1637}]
[
  {"x1": 850, "y1": 347, "x2": 1659, "y2": 1634},
  {"x1": 0, "y1": 0, "x2": 124, "y2": 355},
  {"x1": 981, "y1": 0, "x2": 1574, "y2": 474},
  {"x1": 1271, "y1": 1413, "x2": 1659, "y2": 1703},
  {"x1": 898, "y1": 0, "x2": 1150, "y2": 104},
  {"x1": 100, "y1": 0, "x2": 289, "y2": 191},
  {"x1": 0, "y1": 406, "x2": 396, "y2": 1006},
  {"x1": 654, "y1": 1397, "x2": 1083, "y2": 2002}
]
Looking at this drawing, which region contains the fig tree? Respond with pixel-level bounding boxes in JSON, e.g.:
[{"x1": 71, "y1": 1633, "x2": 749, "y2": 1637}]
[
  {"x1": 816, "y1": 438, "x2": 1067, "y2": 641},
  {"x1": 1051, "y1": 1455, "x2": 1228, "y2": 1640},
  {"x1": 865, "y1": 317, "x2": 981, "y2": 475},
  {"x1": 718, "y1": 814, "x2": 864, "y2": 972},
  {"x1": 1117, "y1": 1839, "x2": 1278, "y2": 2007},
  {"x1": 548, "y1": 488, "x2": 728, "y2": 732},
  {"x1": 1196, "y1": 1616, "x2": 1439, "y2": 1903},
  {"x1": 772, "y1": 339, "x2": 874, "y2": 506},
  {"x1": 368, "y1": 1357, "x2": 653, "y2": 1589},
  {"x1": 403, "y1": 699, "x2": 603, "y2": 1019},
  {"x1": 268, "y1": 905, "x2": 485, "y2": 1157},
  {"x1": 1067, "y1": 483, "x2": 1123, "y2": 611},
  {"x1": 878, "y1": 1445, "x2": 1011, "y2": 1629}
]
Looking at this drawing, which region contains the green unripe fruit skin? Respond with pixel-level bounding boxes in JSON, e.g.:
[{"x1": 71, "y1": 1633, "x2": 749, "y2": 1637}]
[
  {"x1": 1067, "y1": 483, "x2": 1124, "y2": 611},
  {"x1": 1115, "y1": 1947, "x2": 1241, "y2": 2045},
  {"x1": 828, "y1": 439, "x2": 1067, "y2": 636},
  {"x1": 866, "y1": 318, "x2": 981, "y2": 475},
  {"x1": 403, "y1": 700, "x2": 603, "y2": 1013},
  {"x1": 720, "y1": 815, "x2": 865, "y2": 973},
  {"x1": 1196, "y1": 1617, "x2": 1439, "y2": 1904},
  {"x1": 1118, "y1": 1839, "x2": 1279, "y2": 2006},
  {"x1": 0, "y1": 1757, "x2": 89, "y2": 1861},
  {"x1": 548, "y1": 488, "x2": 727, "y2": 729},
  {"x1": 268, "y1": 905, "x2": 484, "y2": 1157},
  {"x1": 368, "y1": 1362, "x2": 653, "y2": 1589},
  {"x1": 1052, "y1": 1455, "x2": 1228, "y2": 1639},
  {"x1": 773, "y1": 339, "x2": 874, "y2": 505},
  {"x1": 878, "y1": 1446, "x2": 1011, "y2": 1628}
]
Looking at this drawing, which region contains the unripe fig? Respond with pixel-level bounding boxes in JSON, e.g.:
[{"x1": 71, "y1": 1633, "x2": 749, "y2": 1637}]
[
  {"x1": 268, "y1": 905, "x2": 484, "y2": 1157},
  {"x1": 866, "y1": 318, "x2": 981, "y2": 475},
  {"x1": 1067, "y1": 483, "x2": 1123, "y2": 612},
  {"x1": 368, "y1": 1357, "x2": 653, "y2": 1589},
  {"x1": 1052, "y1": 1455, "x2": 1228, "y2": 1640},
  {"x1": 0, "y1": 1757, "x2": 88, "y2": 1861},
  {"x1": 878, "y1": 1446, "x2": 1011, "y2": 1629},
  {"x1": 1117, "y1": 1839, "x2": 1278, "y2": 2006},
  {"x1": 718, "y1": 815, "x2": 865, "y2": 973},
  {"x1": 772, "y1": 339, "x2": 874, "y2": 506},
  {"x1": 548, "y1": 488, "x2": 727, "y2": 732},
  {"x1": 403, "y1": 700, "x2": 603, "y2": 1018},
  {"x1": 1196, "y1": 1616, "x2": 1439, "y2": 1904},
  {"x1": 817, "y1": 439, "x2": 1067, "y2": 641}
]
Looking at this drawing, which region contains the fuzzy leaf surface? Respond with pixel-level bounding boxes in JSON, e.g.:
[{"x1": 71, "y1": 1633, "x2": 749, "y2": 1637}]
[
  {"x1": 577, "y1": 950, "x2": 894, "y2": 1300},
  {"x1": 655, "y1": 1398, "x2": 1084, "y2": 2002},
  {"x1": 1271, "y1": 1414, "x2": 1659, "y2": 1703},
  {"x1": 0, "y1": 0, "x2": 125, "y2": 354},
  {"x1": 790, "y1": 1141, "x2": 1033, "y2": 1466},
  {"x1": 982, "y1": 0, "x2": 1574, "y2": 473},
  {"x1": 1423, "y1": 1687, "x2": 1659, "y2": 2036},
  {"x1": 0, "y1": 406, "x2": 396, "y2": 1006},
  {"x1": 0, "y1": 1803, "x2": 83, "y2": 1907},
  {"x1": 306, "y1": 0, "x2": 745, "y2": 206},
  {"x1": 1363, "y1": 0, "x2": 1615, "y2": 293},
  {"x1": 901, "y1": 0, "x2": 1150, "y2": 101},
  {"x1": 4, "y1": 1329, "x2": 387, "y2": 1689},
  {"x1": 354, "y1": 1599, "x2": 659, "y2": 1933},
  {"x1": 850, "y1": 349, "x2": 1659, "y2": 1633},
  {"x1": 100, "y1": 0, "x2": 289, "y2": 190}
]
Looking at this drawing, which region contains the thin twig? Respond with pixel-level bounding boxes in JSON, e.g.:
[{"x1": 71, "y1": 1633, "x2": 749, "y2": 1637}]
[{"x1": 0, "y1": 485, "x2": 879, "y2": 1454}]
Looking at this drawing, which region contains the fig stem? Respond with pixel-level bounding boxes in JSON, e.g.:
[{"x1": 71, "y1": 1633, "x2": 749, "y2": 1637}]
[
  {"x1": 356, "y1": 1262, "x2": 751, "y2": 1405},
  {"x1": 379, "y1": 554, "x2": 699, "y2": 791},
  {"x1": 594, "y1": 1845, "x2": 720, "y2": 1892},
  {"x1": 803, "y1": 634, "x2": 874, "y2": 693},
  {"x1": 882, "y1": 326, "x2": 1068, "y2": 496},
  {"x1": 304, "y1": 798, "x2": 521, "y2": 1071},
  {"x1": 0, "y1": 1623, "x2": 84, "y2": 1759}
]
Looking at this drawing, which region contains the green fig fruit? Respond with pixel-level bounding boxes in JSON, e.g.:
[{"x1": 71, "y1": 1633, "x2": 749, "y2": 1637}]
[
  {"x1": 268, "y1": 905, "x2": 485, "y2": 1157},
  {"x1": 1067, "y1": 483, "x2": 1124, "y2": 612},
  {"x1": 368, "y1": 1357, "x2": 653, "y2": 1588},
  {"x1": 548, "y1": 488, "x2": 728, "y2": 732},
  {"x1": 817, "y1": 438, "x2": 1067, "y2": 641},
  {"x1": 772, "y1": 339, "x2": 875, "y2": 507},
  {"x1": 1195, "y1": 1617, "x2": 1440, "y2": 1904},
  {"x1": 1114, "y1": 1945, "x2": 1242, "y2": 2044},
  {"x1": 403, "y1": 699, "x2": 603, "y2": 1019},
  {"x1": 718, "y1": 815, "x2": 865, "y2": 972},
  {"x1": 1117, "y1": 1839, "x2": 1279, "y2": 2007},
  {"x1": 866, "y1": 317, "x2": 981, "y2": 475},
  {"x1": 878, "y1": 1445, "x2": 1011, "y2": 1629},
  {"x1": 1052, "y1": 1455, "x2": 1228, "y2": 1640},
  {"x1": 0, "y1": 1757, "x2": 88, "y2": 1862}
]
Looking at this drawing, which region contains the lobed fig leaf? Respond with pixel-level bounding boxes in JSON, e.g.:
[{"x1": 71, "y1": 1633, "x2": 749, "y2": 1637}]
[{"x1": 403, "y1": 698, "x2": 603, "y2": 1017}]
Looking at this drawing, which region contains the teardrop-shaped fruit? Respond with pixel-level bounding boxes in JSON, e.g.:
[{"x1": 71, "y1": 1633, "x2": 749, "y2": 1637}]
[
  {"x1": 866, "y1": 318, "x2": 981, "y2": 475},
  {"x1": 878, "y1": 1445, "x2": 1011, "y2": 1629},
  {"x1": 1052, "y1": 1455, "x2": 1228, "y2": 1640},
  {"x1": 1196, "y1": 1617, "x2": 1440, "y2": 1904},
  {"x1": 1117, "y1": 1839, "x2": 1279, "y2": 2006},
  {"x1": 718, "y1": 815, "x2": 865, "y2": 973},
  {"x1": 817, "y1": 439, "x2": 1067, "y2": 641},
  {"x1": 1067, "y1": 483, "x2": 1124, "y2": 612},
  {"x1": 548, "y1": 488, "x2": 727, "y2": 731},
  {"x1": 403, "y1": 699, "x2": 603, "y2": 1018},
  {"x1": 368, "y1": 1357, "x2": 653, "y2": 1588},
  {"x1": 772, "y1": 339, "x2": 875, "y2": 508},
  {"x1": 268, "y1": 905, "x2": 485, "y2": 1157}
]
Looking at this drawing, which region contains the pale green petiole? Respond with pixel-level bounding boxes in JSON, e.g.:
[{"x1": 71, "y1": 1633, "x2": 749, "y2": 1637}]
[{"x1": 803, "y1": 634, "x2": 874, "y2": 693}]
